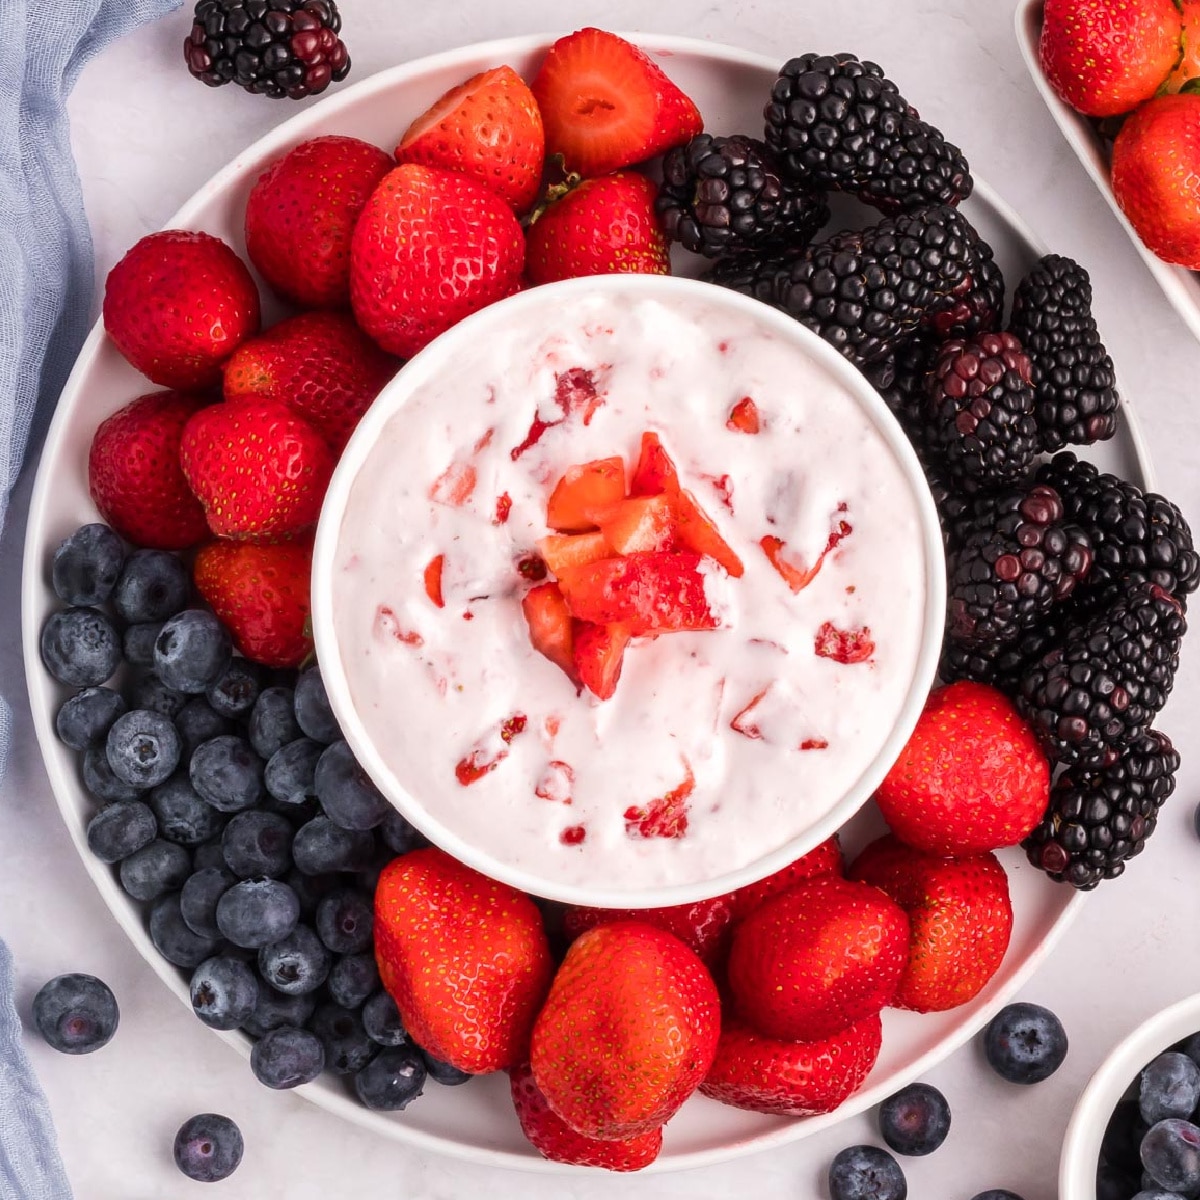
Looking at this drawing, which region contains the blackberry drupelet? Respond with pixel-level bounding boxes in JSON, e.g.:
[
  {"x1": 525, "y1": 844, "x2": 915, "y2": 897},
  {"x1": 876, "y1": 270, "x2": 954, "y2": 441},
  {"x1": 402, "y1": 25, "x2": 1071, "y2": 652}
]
[
  {"x1": 925, "y1": 227, "x2": 1005, "y2": 339},
  {"x1": 922, "y1": 332, "x2": 1039, "y2": 491},
  {"x1": 947, "y1": 484, "x2": 1092, "y2": 648},
  {"x1": 1023, "y1": 729, "x2": 1180, "y2": 890},
  {"x1": 763, "y1": 53, "x2": 973, "y2": 212},
  {"x1": 185, "y1": 0, "x2": 350, "y2": 100},
  {"x1": 1016, "y1": 581, "x2": 1186, "y2": 766},
  {"x1": 657, "y1": 134, "x2": 829, "y2": 258},
  {"x1": 1008, "y1": 254, "x2": 1119, "y2": 451},
  {"x1": 1036, "y1": 451, "x2": 1200, "y2": 609}
]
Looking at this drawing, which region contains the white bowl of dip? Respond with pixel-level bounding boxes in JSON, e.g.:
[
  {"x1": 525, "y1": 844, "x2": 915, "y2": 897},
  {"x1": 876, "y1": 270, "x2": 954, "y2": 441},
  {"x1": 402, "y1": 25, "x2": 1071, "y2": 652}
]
[{"x1": 312, "y1": 272, "x2": 945, "y2": 908}]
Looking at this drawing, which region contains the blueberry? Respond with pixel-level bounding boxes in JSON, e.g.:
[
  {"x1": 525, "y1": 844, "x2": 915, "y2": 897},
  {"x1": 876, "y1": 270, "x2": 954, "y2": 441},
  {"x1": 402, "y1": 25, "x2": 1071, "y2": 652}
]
[
  {"x1": 380, "y1": 808, "x2": 418, "y2": 856},
  {"x1": 119, "y1": 840, "x2": 191, "y2": 902},
  {"x1": 1097, "y1": 1162, "x2": 1140, "y2": 1200},
  {"x1": 222, "y1": 811, "x2": 293, "y2": 879},
  {"x1": 248, "y1": 687, "x2": 301, "y2": 760},
  {"x1": 190, "y1": 736, "x2": 265, "y2": 812},
  {"x1": 828, "y1": 1145, "x2": 908, "y2": 1200},
  {"x1": 294, "y1": 667, "x2": 340, "y2": 743},
  {"x1": 968, "y1": 1193, "x2": 1026, "y2": 1200},
  {"x1": 122, "y1": 622, "x2": 163, "y2": 668},
  {"x1": 150, "y1": 774, "x2": 225, "y2": 846},
  {"x1": 250, "y1": 1025, "x2": 325, "y2": 1089},
  {"x1": 205, "y1": 657, "x2": 262, "y2": 719},
  {"x1": 242, "y1": 987, "x2": 316, "y2": 1039},
  {"x1": 215, "y1": 878, "x2": 300, "y2": 949},
  {"x1": 56, "y1": 686, "x2": 126, "y2": 750},
  {"x1": 191, "y1": 837, "x2": 229, "y2": 873},
  {"x1": 315, "y1": 888, "x2": 373, "y2": 954},
  {"x1": 362, "y1": 990, "x2": 406, "y2": 1047},
  {"x1": 173, "y1": 1111, "x2": 243, "y2": 1183},
  {"x1": 86, "y1": 800, "x2": 157, "y2": 864},
  {"x1": 113, "y1": 549, "x2": 189, "y2": 623},
  {"x1": 878, "y1": 1082, "x2": 950, "y2": 1156},
  {"x1": 41, "y1": 607, "x2": 120, "y2": 687},
  {"x1": 1103, "y1": 1097, "x2": 1151, "y2": 1177},
  {"x1": 1178, "y1": 1032, "x2": 1200, "y2": 1071},
  {"x1": 983, "y1": 1002, "x2": 1068, "y2": 1085},
  {"x1": 1128, "y1": 1191, "x2": 1178, "y2": 1200},
  {"x1": 327, "y1": 954, "x2": 379, "y2": 1011},
  {"x1": 285, "y1": 867, "x2": 336, "y2": 917},
  {"x1": 354, "y1": 1045, "x2": 425, "y2": 1111},
  {"x1": 129, "y1": 672, "x2": 189, "y2": 720},
  {"x1": 190, "y1": 955, "x2": 259, "y2": 1030},
  {"x1": 313, "y1": 741, "x2": 388, "y2": 831},
  {"x1": 258, "y1": 925, "x2": 330, "y2": 995},
  {"x1": 51, "y1": 523, "x2": 125, "y2": 606},
  {"x1": 1141, "y1": 1053, "x2": 1200, "y2": 1124},
  {"x1": 32, "y1": 973, "x2": 119, "y2": 1054},
  {"x1": 307, "y1": 1004, "x2": 375, "y2": 1074},
  {"x1": 1142, "y1": 1119, "x2": 1200, "y2": 1192},
  {"x1": 174, "y1": 698, "x2": 234, "y2": 759},
  {"x1": 265, "y1": 738, "x2": 323, "y2": 806},
  {"x1": 422, "y1": 1049, "x2": 472, "y2": 1086},
  {"x1": 149, "y1": 894, "x2": 222, "y2": 968},
  {"x1": 154, "y1": 610, "x2": 232, "y2": 694},
  {"x1": 292, "y1": 817, "x2": 375, "y2": 875},
  {"x1": 83, "y1": 743, "x2": 143, "y2": 803},
  {"x1": 106, "y1": 709, "x2": 181, "y2": 788},
  {"x1": 180, "y1": 867, "x2": 236, "y2": 939}
]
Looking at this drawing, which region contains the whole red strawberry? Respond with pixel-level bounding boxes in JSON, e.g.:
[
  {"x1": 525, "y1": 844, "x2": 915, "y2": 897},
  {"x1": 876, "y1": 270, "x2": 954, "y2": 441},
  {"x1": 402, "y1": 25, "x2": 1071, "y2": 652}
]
[
  {"x1": 849, "y1": 834, "x2": 1013, "y2": 1013},
  {"x1": 875, "y1": 681, "x2": 1050, "y2": 856},
  {"x1": 726, "y1": 875, "x2": 908, "y2": 1043},
  {"x1": 1040, "y1": 0, "x2": 1182, "y2": 118},
  {"x1": 103, "y1": 230, "x2": 260, "y2": 390},
  {"x1": 179, "y1": 399, "x2": 334, "y2": 540},
  {"x1": 374, "y1": 847, "x2": 554, "y2": 1074},
  {"x1": 192, "y1": 539, "x2": 313, "y2": 668},
  {"x1": 525, "y1": 172, "x2": 670, "y2": 285},
  {"x1": 88, "y1": 390, "x2": 211, "y2": 550},
  {"x1": 561, "y1": 895, "x2": 734, "y2": 966},
  {"x1": 722, "y1": 835, "x2": 844, "y2": 923},
  {"x1": 396, "y1": 65, "x2": 545, "y2": 213},
  {"x1": 222, "y1": 310, "x2": 400, "y2": 451},
  {"x1": 245, "y1": 135, "x2": 393, "y2": 308},
  {"x1": 508, "y1": 1064, "x2": 662, "y2": 1172},
  {"x1": 700, "y1": 1013, "x2": 882, "y2": 1116},
  {"x1": 530, "y1": 921, "x2": 720, "y2": 1140},
  {"x1": 349, "y1": 163, "x2": 525, "y2": 358}
]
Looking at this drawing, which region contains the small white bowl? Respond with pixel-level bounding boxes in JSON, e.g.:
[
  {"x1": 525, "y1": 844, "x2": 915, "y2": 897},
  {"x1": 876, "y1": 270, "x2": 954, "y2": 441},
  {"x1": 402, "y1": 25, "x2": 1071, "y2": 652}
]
[
  {"x1": 1060, "y1": 991, "x2": 1200, "y2": 1198},
  {"x1": 312, "y1": 272, "x2": 946, "y2": 909}
]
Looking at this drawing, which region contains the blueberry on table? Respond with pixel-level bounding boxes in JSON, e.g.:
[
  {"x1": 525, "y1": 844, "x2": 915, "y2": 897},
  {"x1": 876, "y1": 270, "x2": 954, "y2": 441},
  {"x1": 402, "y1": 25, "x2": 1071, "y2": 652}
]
[
  {"x1": 190, "y1": 955, "x2": 260, "y2": 1030},
  {"x1": 150, "y1": 894, "x2": 222, "y2": 969},
  {"x1": 180, "y1": 867, "x2": 236, "y2": 940},
  {"x1": 222, "y1": 810, "x2": 294, "y2": 879},
  {"x1": 119, "y1": 839, "x2": 192, "y2": 902},
  {"x1": 32, "y1": 973, "x2": 119, "y2": 1055},
  {"x1": 122, "y1": 621, "x2": 163, "y2": 668},
  {"x1": 248, "y1": 687, "x2": 301, "y2": 760},
  {"x1": 51, "y1": 523, "x2": 124, "y2": 606},
  {"x1": 315, "y1": 888, "x2": 373, "y2": 954},
  {"x1": 422, "y1": 1048, "x2": 472, "y2": 1086},
  {"x1": 154, "y1": 609, "x2": 232, "y2": 694},
  {"x1": 828, "y1": 1145, "x2": 908, "y2": 1200},
  {"x1": 215, "y1": 878, "x2": 300, "y2": 949},
  {"x1": 242, "y1": 987, "x2": 316, "y2": 1040},
  {"x1": 1141, "y1": 1052, "x2": 1200, "y2": 1124},
  {"x1": 85, "y1": 800, "x2": 157, "y2": 864},
  {"x1": 258, "y1": 925, "x2": 331, "y2": 995},
  {"x1": 40, "y1": 607, "x2": 120, "y2": 687},
  {"x1": 56, "y1": 686, "x2": 126, "y2": 751},
  {"x1": 326, "y1": 953, "x2": 379, "y2": 1011},
  {"x1": 291, "y1": 817, "x2": 375, "y2": 876},
  {"x1": 175, "y1": 697, "x2": 234, "y2": 759},
  {"x1": 982, "y1": 1002, "x2": 1068, "y2": 1085},
  {"x1": 878, "y1": 1082, "x2": 951, "y2": 1156},
  {"x1": 106, "y1": 709, "x2": 181, "y2": 788},
  {"x1": 206, "y1": 657, "x2": 262, "y2": 719},
  {"x1": 293, "y1": 666, "x2": 340, "y2": 744},
  {"x1": 113, "y1": 548, "x2": 190, "y2": 624},
  {"x1": 314, "y1": 740, "x2": 388, "y2": 831},
  {"x1": 82, "y1": 743, "x2": 143, "y2": 804},
  {"x1": 190, "y1": 735, "x2": 266, "y2": 812},
  {"x1": 173, "y1": 1112, "x2": 244, "y2": 1183},
  {"x1": 129, "y1": 672, "x2": 189, "y2": 720},
  {"x1": 250, "y1": 1025, "x2": 325, "y2": 1089},
  {"x1": 150, "y1": 774, "x2": 225, "y2": 847},
  {"x1": 311, "y1": 1004, "x2": 375, "y2": 1075},
  {"x1": 362, "y1": 990, "x2": 406, "y2": 1047},
  {"x1": 265, "y1": 738, "x2": 324, "y2": 806},
  {"x1": 1141, "y1": 1119, "x2": 1200, "y2": 1193}
]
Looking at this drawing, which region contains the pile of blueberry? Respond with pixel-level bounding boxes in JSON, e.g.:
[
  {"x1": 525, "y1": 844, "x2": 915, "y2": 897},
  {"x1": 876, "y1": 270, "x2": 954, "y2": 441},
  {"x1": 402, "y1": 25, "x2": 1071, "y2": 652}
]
[{"x1": 39, "y1": 522, "x2": 466, "y2": 1120}]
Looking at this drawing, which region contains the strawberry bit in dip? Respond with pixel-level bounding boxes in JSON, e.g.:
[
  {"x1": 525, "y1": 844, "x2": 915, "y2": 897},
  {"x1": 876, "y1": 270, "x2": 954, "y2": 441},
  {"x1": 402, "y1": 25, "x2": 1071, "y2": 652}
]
[
  {"x1": 429, "y1": 460, "x2": 477, "y2": 507},
  {"x1": 454, "y1": 713, "x2": 528, "y2": 786},
  {"x1": 423, "y1": 555, "x2": 445, "y2": 608},
  {"x1": 536, "y1": 759, "x2": 575, "y2": 803},
  {"x1": 493, "y1": 492, "x2": 513, "y2": 524},
  {"x1": 800, "y1": 738, "x2": 829, "y2": 751},
  {"x1": 375, "y1": 605, "x2": 423, "y2": 646},
  {"x1": 623, "y1": 761, "x2": 695, "y2": 839},
  {"x1": 560, "y1": 824, "x2": 587, "y2": 846},
  {"x1": 726, "y1": 396, "x2": 761, "y2": 434},
  {"x1": 761, "y1": 503, "x2": 853, "y2": 593},
  {"x1": 814, "y1": 621, "x2": 875, "y2": 664},
  {"x1": 510, "y1": 366, "x2": 607, "y2": 460}
]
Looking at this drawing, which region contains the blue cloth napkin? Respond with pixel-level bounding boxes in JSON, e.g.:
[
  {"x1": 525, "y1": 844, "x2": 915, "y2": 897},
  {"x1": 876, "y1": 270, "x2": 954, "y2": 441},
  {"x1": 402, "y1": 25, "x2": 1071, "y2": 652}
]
[{"x1": 1, "y1": 0, "x2": 181, "y2": 1194}]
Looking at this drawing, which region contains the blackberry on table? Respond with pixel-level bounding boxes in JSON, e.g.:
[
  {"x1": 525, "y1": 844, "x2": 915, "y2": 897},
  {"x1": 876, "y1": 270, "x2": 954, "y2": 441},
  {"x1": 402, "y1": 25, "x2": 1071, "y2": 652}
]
[
  {"x1": 1024, "y1": 730, "x2": 1180, "y2": 890},
  {"x1": 657, "y1": 134, "x2": 829, "y2": 258},
  {"x1": 763, "y1": 52, "x2": 973, "y2": 213}
]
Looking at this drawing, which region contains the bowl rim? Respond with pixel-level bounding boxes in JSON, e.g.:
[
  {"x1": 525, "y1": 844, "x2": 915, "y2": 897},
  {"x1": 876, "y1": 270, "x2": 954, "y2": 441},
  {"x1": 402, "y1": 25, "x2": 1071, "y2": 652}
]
[{"x1": 311, "y1": 271, "x2": 948, "y2": 908}]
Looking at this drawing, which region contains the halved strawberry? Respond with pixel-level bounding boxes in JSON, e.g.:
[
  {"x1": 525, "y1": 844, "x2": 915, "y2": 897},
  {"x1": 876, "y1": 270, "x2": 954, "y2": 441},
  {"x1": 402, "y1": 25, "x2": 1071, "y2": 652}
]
[
  {"x1": 629, "y1": 431, "x2": 680, "y2": 497},
  {"x1": 573, "y1": 621, "x2": 631, "y2": 700},
  {"x1": 537, "y1": 531, "x2": 612, "y2": 576},
  {"x1": 522, "y1": 582, "x2": 576, "y2": 681},
  {"x1": 546, "y1": 456, "x2": 626, "y2": 531}
]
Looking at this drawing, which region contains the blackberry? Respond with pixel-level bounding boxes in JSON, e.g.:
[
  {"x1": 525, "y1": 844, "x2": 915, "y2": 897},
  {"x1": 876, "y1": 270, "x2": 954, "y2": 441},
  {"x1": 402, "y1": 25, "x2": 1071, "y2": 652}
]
[
  {"x1": 1023, "y1": 729, "x2": 1180, "y2": 889},
  {"x1": 939, "y1": 613, "x2": 1066, "y2": 694},
  {"x1": 1016, "y1": 582, "x2": 1186, "y2": 766},
  {"x1": 864, "y1": 333, "x2": 938, "y2": 438},
  {"x1": 1036, "y1": 451, "x2": 1200, "y2": 609},
  {"x1": 184, "y1": 0, "x2": 350, "y2": 100},
  {"x1": 705, "y1": 204, "x2": 973, "y2": 365},
  {"x1": 1008, "y1": 255, "x2": 1119, "y2": 451},
  {"x1": 764, "y1": 53, "x2": 973, "y2": 213},
  {"x1": 925, "y1": 228, "x2": 1005, "y2": 339},
  {"x1": 657, "y1": 134, "x2": 829, "y2": 258},
  {"x1": 921, "y1": 332, "x2": 1039, "y2": 491},
  {"x1": 947, "y1": 484, "x2": 1092, "y2": 648}
]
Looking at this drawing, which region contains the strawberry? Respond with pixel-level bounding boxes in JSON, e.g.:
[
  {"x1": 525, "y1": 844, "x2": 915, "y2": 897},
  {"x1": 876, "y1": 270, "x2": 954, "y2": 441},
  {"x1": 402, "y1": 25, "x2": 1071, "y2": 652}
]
[
  {"x1": 537, "y1": 531, "x2": 611, "y2": 575},
  {"x1": 374, "y1": 847, "x2": 554, "y2": 1074},
  {"x1": 726, "y1": 396, "x2": 761, "y2": 434},
  {"x1": 192, "y1": 539, "x2": 313, "y2": 668},
  {"x1": 244, "y1": 135, "x2": 393, "y2": 308},
  {"x1": 572, "y1": 620, "x2": 630, "y2": 700},
  {"x1": 875, "y1": 681, "x2": 1051, "y2": 856},
  {"x1": 88, "y1": 390, "x2": 212, "y2": 550},
  {"x1": 179, "y1": 399, "x2": 335, "y2": 541},
  {"x1": 1167, "y1": 0, "x2": 1200, "y2": 91},
  {"x1": 222, "y1": 310, "x2": 400, "y2": 452},
  {"x1": 530, "y1": 28, "x2": 702, "y2": 177},
  {"x1": 624, "y1": 762, "x2": 695, "y2": 839},
  {"x1": 521, "y1": 581, "x2": 576, "y2": 681},
  {"x1": 1112, "y1": 92, "x2": 1200, "y2": 268},
  {"x1": 699, "y1": 1012, "x2": 882, "y2": 1117},
  {"x1": 726, "y1": 875, "x2": 909, "y2": 1042},
  {"x1": 395, "y1": 65, "x2": 545, "y2": 213},
  {"x1": 103, "y1": 230, "x2": 260, "y2": 391},
  {"x1": 721, "y1": 835, "x2": 844, "y2": 923},
  {"x1": 525, "y1": 172, "x2": 670, "y2": 285},
  {"x1": 530, "y1": 921, "x2": 720, "y2": 1140},
  {"x1": 561, "y1": 895, "x2": 734, "y2": 967},
  {"x1": 508, "y1": 1064, "x2": 662, "y2": 1172},
  {"x1": 545, "y1": 456, "x2": 626, "y2": 531},
  {"x1": 349, "y1": 163, "x2": 525, "y2": 359},
  {"x1": 629, "y1": 430, "x2": 680, "y2": 496},
  {"x1": 849, "y1": 834, "x2": 1013, "y2": 1014},
  {"x1": 1039, "y1": 0, "x2": 1182, "y2": 118}
]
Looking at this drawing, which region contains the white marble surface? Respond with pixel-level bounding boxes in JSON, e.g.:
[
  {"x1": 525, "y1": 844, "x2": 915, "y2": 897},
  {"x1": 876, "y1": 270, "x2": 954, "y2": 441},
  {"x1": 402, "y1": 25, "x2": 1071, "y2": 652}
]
[{"x1": 4, "y1": 1, "x2": 1200, "y2": 1196}]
